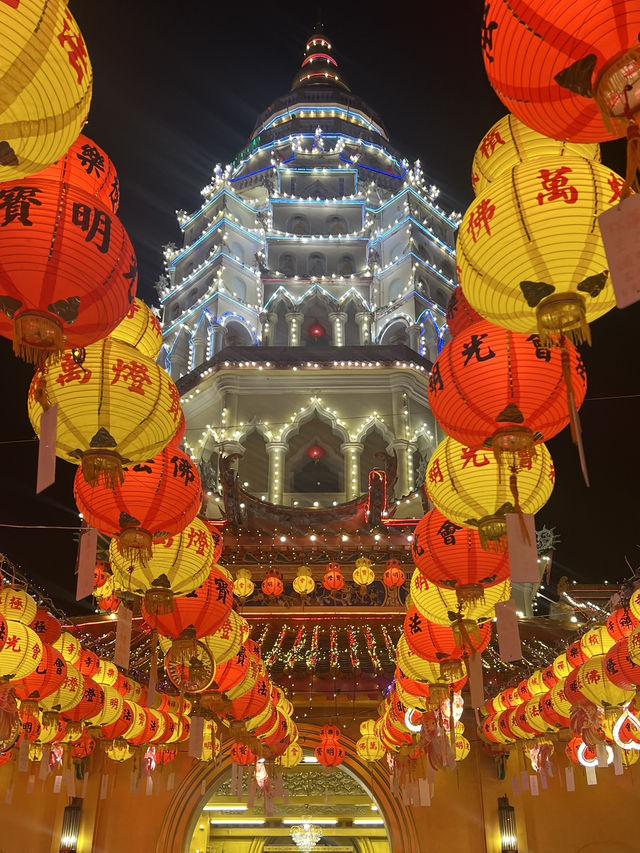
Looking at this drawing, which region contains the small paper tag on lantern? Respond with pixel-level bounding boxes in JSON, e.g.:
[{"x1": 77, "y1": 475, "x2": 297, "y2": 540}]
[
  {"x1": 76, "y1": 527, "x2": 98, "y2": 601},
  {"x1": 26, "y1": 775, "x2": 35, "y2": 796},
  {"x1": 38, "y1": 750, "x2": 50, "y2": 780},
  {"x1": 595, "y1": 743, "x2": 609, "y2": 767},
  {"x1": 512, "y1": 777, "x2": 520, "y2": 797},
  {"x1": 506, "y1": 513, "x2": 539, "y2": 583},
  {"x1": 100, "y1": 775, "x2": 109, "y2": 800},
  {"x1": 613, "y1": 746, "x2": 624, "y2": 776},
  {"x1": 145, "y1": 776, "x2": 153, "y2": 797},
  {"x1": 189, "y1": 716, "x2": 205, "y2": 759},
  {"x1": 53, "y1": 775, "x2": 62, "y2": 795},
  {"x1": 36, "y1": 404, "x2": 58, "y2": 494},
  {"x1": 598, "y1": 194, "x2": 640, "y2": 308},
  {"x1": 529, "y1": 775, "x2": 539, "y2": 796},
  {"x1": 585, "y1": 766, "x2": 598, "y2": 786},
  {"x1": 495, "y1": 600, "x2": 523, "y2": 662},
  {"x1": 520, "y1": 771, "x2": 529, "y2": 791},
  {"x1": 114, "y1": 605, "x2": 133, "y2": 669},
  {"x1": 418, "y1": 778, "x2": 431, "y2": 807},
  {"x1": 565, "y1": 766, "x2": 575, "y2": 792},
  {"x1": 468, "y1": 652, "x2": 484, "y2": 708},
  {"x1": 17, "y1": 738, "x2": 29, "y2": 773}
]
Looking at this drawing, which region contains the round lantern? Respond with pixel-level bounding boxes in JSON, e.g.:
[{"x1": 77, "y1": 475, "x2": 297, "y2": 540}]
[
  {"x1": 356, "y1": 730, "x2": 386, "y2": 762},
  {"x1": 353, "y1": 557, "x2": 375, "y2": 592},
  {"x1": 580, "y1": 626, "x2": 615, "y2": 659},
  {"x1": 109, "y1": 299, "x2": 163, "y2": 359},
  {"x1": 426, "y1": 436, "x2": 554, "y2": 549},
  {"x1": 472, "y1": 114, "x2": 601, "y2": 195},
  {"x1": 94, "y1": 659, "x2": 119, "y2": 688},
  {"x1": 457, "y1": 157, "x2": 623, "y2": 344},
  {"x1": 98, "y1": 595, "x2": 120, "y2": 614},
  {"x1": 40, "y1": 663, "x2": 84, "y2": 715},
  {"x1": 607, "y1": 607, "x2": 639, "y2": 642},
  {"x1": 29, "y1": 608, "x2": 61, "y2": 645},
  {"x1": 201, "y1": 611, "x2": 250, "y2": 666},
  {"x1": 566, "y1": 640, "x2": 589, "y2": 670},
  {"x1": 604, "y1": 641, "x2": 640, "y2": 690},
  {"x1": 226, "y1": 674, "x2": 271, "y2": 722},
  {"x1": 0, "y1": 622, "x2": 43, "y2": 680},
  {"x1": 0, "y1": 0, "x2": 93, "y2": 181},
  {"x1": 455, "y1": 735, "x2": 471, "y2": 762},
  {"x1": 86, "y1": 685, "x2": 123, "y2": 729},
  {"x1": 110, "y1": 516, "x2": 216, "y2": 614},
  {"x1": 446, "y1": 287, "x2": 483, "y2": 339},
  {"x1": 63, "y1": 676, "x2": 105, "y2": 724},
  {"x1": 410, "y1": 569, "x2": 510, "y2": 627},
  {"x1": 383, "y1": 559, "x2": 405, "y2": 589},
  {"x1": 429, "y1": 320, "x2": 587, "y2": 456},
  {"x1": 13, "y1": 643, "x2": 66, "y2": 702},
  {"x1": 20, "y1": 707, "x2": 41, "y2": 744},
  {"x1": 292, "y1": 566, "x2": 315, "y2": 597},
  {"x1": 323, "y1": 563, "x2": 345, "y2": 592},
  {"x1": 308, "y1": 323, "x2": 325, "y2": 341},
  {"x1": 0, "y1": 588, "x2": 37, "y2": 625},
  {"x1": 72, "y1": 732, "x2": 95, "y2": 761},
  {"x1": 53, "y1": 631, "x2": 82, "y2": 667},
  {"x1": 412, "y1": 509, "x2": 510, "y2": 604},
  {"x1": 0, "y1": 179, "x2": 137, "y2": 362},
  {"x1": 28, "y1": 338, "x2": 181, "y2": 486},
  {"x1": 143, "y1": 566, "x2": 233, "y2": 642},
  {"x1": 212, "y1": 644, "x2": 253, "y2": 695},
  {"x1": 74, "y1": 445, "x2": 202, "y2": 562},
  {"x1": 230, "y1": 742, "x2": 255, "y2": 766},
  {"x1": 261, "y1": 569, "x2": 284, "y2": 598},
  {"x1": 105, "y1": 740, "x2": 133, "y2": 763},
  {"x1": 404, "y1": 606, "x2": 492, "y2": 679},
  {"x1": 36, "y1": 134, "x2": 119, "y2": 212},
  {"x1": 234, "y1": 569, "x2": 255, "y2": 602},
  {"x1": 396, "y1": 636, "x2": 467, "y2": 696},
  {"x1": 77, "y1": 650, "x2": 99, "y2": 678},
  {"x1": 279, "y1": 741, "x2": 303, "y2": 769},
  {"x1": 307, "y1": 444, "x2": 325, "y2": 462},
  {"x1": 578, "y1": 655, "x2": 634, "y2": 709},
  {"x1": 481, "y1": 1, "x2": 640, "y2": 143}
]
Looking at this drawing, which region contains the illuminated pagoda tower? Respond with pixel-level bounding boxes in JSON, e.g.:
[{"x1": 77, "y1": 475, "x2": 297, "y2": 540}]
[{"x1": 158, "y1": 28, "x2": 460, "y2": 528}]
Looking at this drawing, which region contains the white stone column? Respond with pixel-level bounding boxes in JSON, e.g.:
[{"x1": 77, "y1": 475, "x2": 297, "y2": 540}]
[
  {"x1": 341, "y1": 441, "x2": 364, "y2": 501},
  {"x1": 355, "y1": 311, "x2": 372, "y2": 346},
  {"x1": 266, "y1": 442, "x2": 288, "y2": 505},
  {"x1": 328, "y1": 311, "x2": 347, "y2": 347},
  {"x1": 408, "y1": 323, "x2": 422, "y2": 353},
  {"x1": 264, "y1": 311, "x2": 279, "y2": 346},
  {"x1": 285, "y1": 312, "x2": 303, "y2": 347},
  {"x1": 391, "y1": 439, "x2": 417, "y2": 499},
  {"x1": 211, "y1": 323, "x2": 227, "y2": 354}
]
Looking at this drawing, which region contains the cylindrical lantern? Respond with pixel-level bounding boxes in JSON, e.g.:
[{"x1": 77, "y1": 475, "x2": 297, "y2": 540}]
[
  {"x1": 292, "y1": 566, "x2": 315, "y2": 597},
  {"x1": 353, "y1": 557, "x2": 375, "y2": 592},
  {"x1": 35, "y1": 134, "x2": 119, "y2": 212},
  {"x1": 410, "y1": 569, "x2": 510, "y2": 627},
  {"x1": 0, "y1": 622, "x2": 43, "y2": 680},
  {"x1": 28, "y1": 338, "x2": 181, "y2": 486},
  {"x1": 109, "y1": 298, "x2": 163, "y2": 359}
]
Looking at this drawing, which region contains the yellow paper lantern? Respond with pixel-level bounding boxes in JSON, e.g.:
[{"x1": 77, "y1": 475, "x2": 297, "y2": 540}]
[
  {"x1": 274, "y1": 687, "x2": 294, "y2": 719},
  {"x1": 109, "y1": 299, "x2": 163, "y2": 359},
  {"x1": 0, "y1": 0, "x2": 93, "y2": 181},
  {"x1": 122, "y1": 702, "x2": 147, "y2": 741},
  {"x1": 397, "y1": 635, "x2": 468, "y2": 689},
  {"x1": 53, "y1": 631, "x2": 82, "y2": 666},
  {"x1": 426, "y1": 436, "x2": 554, "y2": 548},
  {"x1": 577, "y1": 655, "x2": 633, "y2": 708},
  {"x1": 279, "y1": 741, "x2": 303, "y2": 769},
  {"x1": 353, "y1": 557, "x2": 375, "y2": 590},
  {"x1": 105, "y1": 740, "x2": 134, "y2": 763},
  {"x1": 552, "y1": 653, "x2": 571, "y2": 681},
  {"x1": 39, "y1": 714, "x2": 65, "y2": 744},
  {"x1": 93, "y1": 575, "x2": 114, "y2": 602},
  {"x1": 86, "y1": 685, "x2": 123, "y2": 728},
  {"x1": 0, "y1": 588, "x2": 36, "y2": 625},
  {"x1": 234, "y1": 569, "x2": 255, "y2": 602},
  {"x1": 225, "y1": 654, "x2": 261, "y2": 702},
  {"x1": 526, "y1": 671, "x2": 546, "y2": 697},
  {"x1": 523, "y1": 697, "x2": 556, "y2": 735},
  {"x1": 410, "y1": 569, "x2": 510, "y2": 627},
  {"x1": 245, "y1": 702, "x2": 275, "y2": 733},
  {"x1": 454, "y1": 735, "x2": 471, "y2": 762},
  {"x1": 0, "y1": 622, "x2": 43, "y2": 680},
  {"x1": 292, "y1": 566, "x2": 315, "y2": 596},
  {"x1": 580, "y1": 626, "x2": 615, "y2": 659},
  {"x1": 357, "y1": 732, "x2": 386, "y2": 762},
  {"x1": 395, "y1": 680, "x2": 430, "y2": 713},
  {"x1": 472, "y1": 115, "x2": 600, "y2": 196},
  {"x1": 40, "y1": 663, "x2": 83, "y2": 713},
  {"x1": 630, "y1": 590, "x2": 640, "y2": 623},
  {"x1": 201, "y1": 611, "x2": 249, "y2": 666},
  {"x1": 549, "y1": 679, "x2": 572, "y2": 721},
  {"x1": 93, "y1": 658, "x2": 119, "y2": 687},
  {"x1": 458, "y1": 156, "x2": 623, "y2": 344},
  {"x1": 28, "y1": 338, "x2": 181, "y2": 487},
  {"x1": 110, "y1": 517, "x2": 215, "y2": 613}
]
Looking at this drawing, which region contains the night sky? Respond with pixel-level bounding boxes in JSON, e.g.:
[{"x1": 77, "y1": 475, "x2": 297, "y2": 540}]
[{"x1": 1, "y1": 1, "x2": 639, "y2": 613}]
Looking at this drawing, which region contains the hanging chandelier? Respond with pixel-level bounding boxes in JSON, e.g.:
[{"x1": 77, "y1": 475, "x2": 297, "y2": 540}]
[{"x1": 290, "y1": 821, "x2": 323, "y2": 851}]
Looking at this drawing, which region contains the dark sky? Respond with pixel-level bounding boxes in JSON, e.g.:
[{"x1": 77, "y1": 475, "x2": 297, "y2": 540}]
[{"x1": 0, "y1": 1, "x2": 639, "y2": 613}]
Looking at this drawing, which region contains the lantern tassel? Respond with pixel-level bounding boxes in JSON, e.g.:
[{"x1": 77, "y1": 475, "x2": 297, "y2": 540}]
[
  {"x1": 560, "y1": 343, "x2": 590, "y2": 487},
  {"x1": 81, "y1": 450, "x2": 125, "y2": 489},
  {"x1": 623, "y1": 122, "x2": 640, "y2": 196},
  {"x1": 118, "y1": 528, "x2": 153, "y2": 564},
  {"x1": 455, "y1": 584, "x2": 485, "y2": 608},
  {"x1": 13, "y1": 313, "x2": 64, "y2": 365},
  {"x1": 440, "y1": 659, "x2": 464, "y2": 682}
]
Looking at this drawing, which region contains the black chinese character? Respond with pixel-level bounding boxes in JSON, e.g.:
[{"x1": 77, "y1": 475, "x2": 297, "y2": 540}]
[
  {"x1": 437, "y1": 520, "x2": 463, "y2": 545},
  {"x1": 171, "y1": 455, "x2": 196, "y2": 486},
  {"x1": 0, "y1": 186, "x2": 42, "y2": 227},
  {"x1": 429, "y1": 362, "x2": 444, "y2": 394},
  {"x1": 76, "y1": 144, "x2": 105, "y2": 176},
  {"x1": 482, "y1": 3, "x2": 499, "y2": 63},
  {"x1": 461, "y1": 333, "x2": 496, "y2": 367},
  {"x1": 71, "y1": 203, "x2": 112, "y2": 253},
  {"x1": 526, "y1": 334, "x2": 551, "y2": 363}
]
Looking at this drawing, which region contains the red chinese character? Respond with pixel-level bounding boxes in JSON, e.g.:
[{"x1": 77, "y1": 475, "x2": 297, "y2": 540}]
[
  {"x1": 536, "y1": 167, "x2": 578, "y2": 205},
  {"x1": 517, "y1": 451, "x2": 533, "y2": 471},
  {"x1": 32, "y1": 642, "x2": 41, "y2": 660},
  {"x1": 66, "y1": 676, "x2": 79, "y2": 691},
  {"x1": 607, "y1": 172, "x2": 625, "y2": 204},
  {"x1": 168, "y1": 381, "x2": 181, "y2": 422},
  {"x1": 428, "y1": 458, "x2": 444, "y2": 485},
  {"x1": 8, "y1": 596, "x2": 22, "y2": 611},
  {"x1": 186, "y1": 527, "x2": 209, "y2": 556},
  {"x1": 585, "y1": 670, "x2": 601, "y2": 685},
  {"x1": 111, "y1": 359, "x2": 152, "y2": 395},
  {"x1": 467, "y1": 199, "x2": 496, "y2": 242},
  {"x1": 472, "y1": 172, "x2": 480, "y2": 188},
  {"x1": 57, "y1": 9, "x2": 89, "y2": 86},
  {"x1": 549, "y1": 465, "x2": 556, "y2": 484},
  {"x1": 479, "y1": 129, "x2": 505, "y2": 160},
  {"x1": 460, "y1": 448, "x2": 490, "y2": 469},
  {"x1": 5, "y1": 634, "x2": 21, "y2": 653},
  {"x1": 56, "y1": 352, "x2": 92, "y2": 387}
]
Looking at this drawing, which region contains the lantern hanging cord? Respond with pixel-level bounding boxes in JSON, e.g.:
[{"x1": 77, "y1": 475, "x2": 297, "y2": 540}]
[{"x1": 0, "y1": 522, "x2": 83, "y2": 530}]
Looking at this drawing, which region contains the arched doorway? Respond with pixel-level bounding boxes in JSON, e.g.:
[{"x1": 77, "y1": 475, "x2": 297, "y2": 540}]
[{"x1": 156, "y1": 728, "x2": 420, "y2": 852}]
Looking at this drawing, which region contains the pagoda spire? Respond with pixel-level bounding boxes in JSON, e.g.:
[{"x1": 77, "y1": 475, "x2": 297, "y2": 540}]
[{"x1": 291, "y1": 26, "x2": 351, "y2": 92}]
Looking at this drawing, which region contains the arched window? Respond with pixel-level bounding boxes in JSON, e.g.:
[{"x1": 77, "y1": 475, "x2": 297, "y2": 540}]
[
  {"x1": 379, "y1": 319, "x2": 409, "y2": 346},
  {"x1": 328, "y1": 216, "x2": 347, "y2": 236},
  {"x1": 237, "y1": 430, "x2": 269, "y2": 495},
  {"x1": 339, "y1": 255, "x2": 354, "y2": 276},
  {"x1": 290, "y1": 215, "x2": 309, "y2": 235},
  {"x1": 285, "y1": 416, "x2": 343, "y2": 498},
  {"x1": 278, "y1": 253, "x2": 296, "y2": 276},
  {"x1": 224, "y1": 320, "x2": 253, "y2": 347},
  {"x1": 308, "y1": 253, "x2": 325, "y2": 277}
]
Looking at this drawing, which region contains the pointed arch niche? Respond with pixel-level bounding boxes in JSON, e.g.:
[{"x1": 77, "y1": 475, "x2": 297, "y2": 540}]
[
  {"x1": 358, "y1": 424, "x2": 392, "y2": 494},
  {"x1": 284, "y1": 413, "x2": 345, "y2": 503},
  {"x1": 237, "y1": 429, "x2": 269, "y2": 497}
]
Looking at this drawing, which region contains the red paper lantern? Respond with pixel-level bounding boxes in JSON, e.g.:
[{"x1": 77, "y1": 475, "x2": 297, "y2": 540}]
[
  {"x1": 20, "y1": 707, "x2": 41, "y2": 744},
  {"x1": 226, "y1": 674, "x2": 271, "y2": 722},
  {"x1": 308, "y1": 323, "x2": 325, "y2": 340},
  {"x1": 98, "y1": 595, "x2": 120, "y2": 614},
  {"x1": 607, "y1": 607, "x2": 639, "y2": 642},
  {"x1": 74, "y1": 445, "x2": 202, "y2": 563},
  {"x1": 315, "y1": 723, "x2": 344, "y2": 767},
  {"x1": 566, "y1": 640, "x2": 589, "y2": 670},
  {"x1": 604, "y1": 640, "x2": 640, "y2": 689},
  {"x1": 307, "y1": 444, "x2": 326, "y2": 462},
  {"x1": 323, "y1": 563, "x2": 345, "y2": 592},
  {"x1": 101, "y1": 700, "x2": 139, "y2": 741},
  {"x1": 482, "y1": 1, "x2": 640, "y2": 142},
  {"x1": 142, "y1": 567, "x2": 233, "y2": 641},
  {"x1": 230, "y1": 742, "x2": 256, "y2": 766},
  {"x1": 0, "y1": 179, "x2": 137, "y2": 362},
  {"x1": 213, "y1": 644, "x2": 252, "y2": 694},
  {"x1": 412, "y1": 509, "x2": 510, "y2": 605},
  {"x1": 28, "y1": 608, "x2": 62, "y2": 646},
  {"x1": 446, "y1": 287, "x2": 483, "y2": 339},
  {"x1": 35, "y1": 134, "x2": 120, "y2": 212},
  {"x1": 13, "y1": 643, "x2": 67, "y2": 702},
  {"x1": 77, "y1": 650, "x2": 100, "y2": 678},
  {"x1": 404, "y1": 607, "x2": 492, "y2": 666},
  {"x1": 63, "y1": 676, "x2": 105, "y2": 723},
  {"x1": 72, "y1": 732, "x2": 96, "y2": 760},
  {"x1": 261, "y1": 568, "x2": 284, "y2": 598},
  {"x1": 383, "y1": 559, "x2": 406, "y2": 589},
  {"x1": 428, "y1": 320, "x2": 587, "y2": 456},
  {"x1": 541, "y1": 665, "x2": 559, "y2": 690}
]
